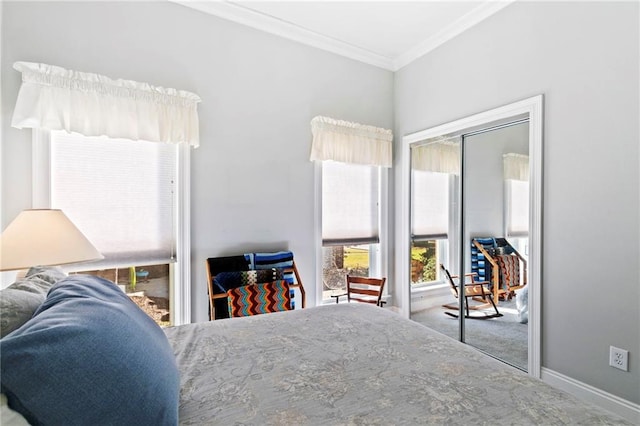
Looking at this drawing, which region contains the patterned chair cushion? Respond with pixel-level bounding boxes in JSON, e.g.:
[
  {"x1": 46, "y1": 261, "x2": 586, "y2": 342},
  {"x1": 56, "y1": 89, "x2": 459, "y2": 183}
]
[{"x1": 227, "y1": 280, "x2": 292, "y2": 318}]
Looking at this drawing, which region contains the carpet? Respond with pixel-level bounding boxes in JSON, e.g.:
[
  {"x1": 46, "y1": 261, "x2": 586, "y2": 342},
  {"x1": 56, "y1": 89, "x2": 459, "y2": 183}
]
[{"x1": 411, "y1": 298, "x2": 528, "y2": 371}]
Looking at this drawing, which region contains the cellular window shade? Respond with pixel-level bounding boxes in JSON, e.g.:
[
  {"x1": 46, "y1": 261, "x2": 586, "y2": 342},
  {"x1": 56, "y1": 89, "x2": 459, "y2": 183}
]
[
  {"x1": 50, "y1": 131, "x2": 176, "y2": 269},
  {"x1": 411, "y1": 170, "x2": 449, "y2": 240},
  {"x1": 504, "y1": 153, "x2": 529, "y2": 236},
  {"x1": 322, "y1": 161, "x2": 379, "y2": 245},
  {"x1": 507, "y1": 180, "x2": 529, "y2": 237}
]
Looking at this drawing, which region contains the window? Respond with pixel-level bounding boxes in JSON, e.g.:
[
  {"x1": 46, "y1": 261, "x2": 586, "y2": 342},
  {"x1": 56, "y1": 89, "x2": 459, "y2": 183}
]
[
  {"x1": 51, "y1": 132, "x2": 177, "y2": 268},
  {"x1": 309, "y1": 115, "x2": 392, "y2": 304},
  {"x1": 506, "y1": 179, "x2": 529, "y2": 238},
  {"x1": 503, "y1": 152, "x2": 529, "y2": 260},
  {"x1": 33, "y1": 130, "x2": 191, "y2": 325},
  {"x1": 505, "y1": 179, "x2": 529, "y2": 259},
  {"x1": 320, "y1": 161, "x2": 383, "y2": 300},
  {"x1": 411, "y1": 170, "x2": 450, "y2": 285},
  {"x1": 13, "y1": 61, "x2": 198, "y2": 325}
]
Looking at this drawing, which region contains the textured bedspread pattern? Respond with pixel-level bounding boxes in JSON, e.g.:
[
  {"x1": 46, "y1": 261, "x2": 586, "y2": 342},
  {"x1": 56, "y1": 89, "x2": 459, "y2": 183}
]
[{"x1": 164, "y1": 304, "x2": 630, "y2": 425}]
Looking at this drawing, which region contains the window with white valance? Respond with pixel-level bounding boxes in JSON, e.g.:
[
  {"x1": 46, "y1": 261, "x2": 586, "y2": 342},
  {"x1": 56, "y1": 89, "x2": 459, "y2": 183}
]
[
  {"x1": 311, "y1": 116, "x2": 391, "y2": 301},
  {"x1": 11, "y1": 61, "x2": 201, "y2": 146},
  {"x1": 15, "y1": 61, "x2": 198, "y2": 325},
  {"x1": 410, "y1": 138, "x2": 459, "y2": 240}
]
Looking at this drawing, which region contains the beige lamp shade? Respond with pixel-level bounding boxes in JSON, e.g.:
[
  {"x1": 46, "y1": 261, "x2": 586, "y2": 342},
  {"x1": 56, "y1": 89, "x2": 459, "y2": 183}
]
[{"x1": 0, "y1": 209, "x2": 104, "y2": 271}]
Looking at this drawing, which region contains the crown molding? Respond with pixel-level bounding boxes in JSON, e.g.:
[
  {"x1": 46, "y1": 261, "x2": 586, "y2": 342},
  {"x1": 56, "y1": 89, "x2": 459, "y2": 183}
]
[
  {"x1": 172, "y1": 0, "x2": 514, "y2": 72},
  {"x1": 393, "y1": 1, "x2": 515, "y2": 70},
  {"x1": 171, "y1": 0, "x2": 395, "y2": 70}
]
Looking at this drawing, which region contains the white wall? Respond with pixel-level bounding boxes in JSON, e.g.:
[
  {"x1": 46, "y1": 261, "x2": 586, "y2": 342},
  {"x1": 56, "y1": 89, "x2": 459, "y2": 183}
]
[
  {"x1": 395, "y1": 1, "x2": 639, "y2": 405},
  {"x1": 0, "y1": 2, "x2": 394, "y2": 321}
]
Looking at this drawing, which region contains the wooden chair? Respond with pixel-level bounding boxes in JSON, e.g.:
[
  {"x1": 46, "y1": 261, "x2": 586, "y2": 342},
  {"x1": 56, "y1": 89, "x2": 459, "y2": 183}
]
[
  {"x1": 440, "y1": 264, "x2": 502, "y2": 319},
  {"x1": 343, "y1": 275, "x2": 387, "y2": 307},
  {"x1": 471, "y1": 238, "x2": 527, "y2": 302}
]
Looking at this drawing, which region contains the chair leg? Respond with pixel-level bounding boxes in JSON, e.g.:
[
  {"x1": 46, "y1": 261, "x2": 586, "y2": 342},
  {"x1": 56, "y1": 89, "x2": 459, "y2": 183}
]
[{"x1": 487, "y1": 294, "x2": 501, "y2": 316}]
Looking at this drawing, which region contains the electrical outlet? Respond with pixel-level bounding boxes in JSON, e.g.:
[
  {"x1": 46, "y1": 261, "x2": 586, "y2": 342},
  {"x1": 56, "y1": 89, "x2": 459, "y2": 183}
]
[{"x1": 609, "y1": 346, "x2": 629, "y2": 371}]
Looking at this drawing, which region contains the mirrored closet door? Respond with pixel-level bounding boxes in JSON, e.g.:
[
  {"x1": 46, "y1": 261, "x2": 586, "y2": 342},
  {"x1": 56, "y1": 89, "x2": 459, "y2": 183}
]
[
  {"x1": 461, "y1": 121, "x2": 529, "y2": 370},
  {"x1": 402, "y1": 96, "x2": 542, "y2": 376}
]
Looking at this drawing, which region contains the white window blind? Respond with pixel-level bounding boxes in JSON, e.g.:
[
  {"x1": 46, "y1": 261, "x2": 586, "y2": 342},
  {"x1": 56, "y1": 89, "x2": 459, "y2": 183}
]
[
  {"x1": 506, "y1": 179, "x2": 529, "y2": 237},
  {"x1": 50, "y1": 131, "x2": 176, "y2": 269},
  {"x1": 411, "y1": 170, "x2": 449, "y2": 240},
  {"x1": 322, "y1": 161, "x2": 379, "y2": 245}
]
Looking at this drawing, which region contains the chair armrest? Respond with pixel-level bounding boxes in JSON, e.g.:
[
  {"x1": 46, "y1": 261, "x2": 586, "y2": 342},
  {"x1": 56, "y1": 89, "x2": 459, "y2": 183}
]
[
  {"x1": 210, "y1": 293, "x2": 228, "y2": 300},
  {"x1": 331, "y1": 293, "x2": 347, "y2": 304},
  {"x1": 463, "y1": 280, "x2": 490, "y2": 287}
]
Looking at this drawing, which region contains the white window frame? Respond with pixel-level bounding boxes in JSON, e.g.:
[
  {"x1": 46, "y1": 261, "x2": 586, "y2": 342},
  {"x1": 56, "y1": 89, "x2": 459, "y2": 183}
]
[
  {"x1": 32, "y1": 129, "x2": 191, "y2": 325},
  {"x1": 314, "y1": 162, "x2": 389, "y2": 306}
]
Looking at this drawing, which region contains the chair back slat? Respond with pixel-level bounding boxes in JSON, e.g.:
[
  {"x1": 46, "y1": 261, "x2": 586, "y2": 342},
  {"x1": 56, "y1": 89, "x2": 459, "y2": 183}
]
[{"x1": 346, "y1": 275, "x2": 386, "y2": 307}]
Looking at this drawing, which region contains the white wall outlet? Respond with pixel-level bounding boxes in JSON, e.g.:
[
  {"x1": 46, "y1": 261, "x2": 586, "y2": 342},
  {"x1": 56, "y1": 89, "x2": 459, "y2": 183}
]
[{"x1": 609, "y1": 346, "x2": 629, "y2": 371}]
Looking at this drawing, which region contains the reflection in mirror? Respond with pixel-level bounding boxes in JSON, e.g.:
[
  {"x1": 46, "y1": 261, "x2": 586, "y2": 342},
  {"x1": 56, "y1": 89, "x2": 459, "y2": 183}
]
[
  {"x1": 409, "y1": 137, "x2": 461, "y2": 340},
  {"x1": 409, "y1": 121, "x2": 531, "y2": 372},
  {"x1": 463, "y1": 122, "x2": 529, "y2": 371},
  {"x1": 402, "y1": 95, "x2": 542, "y2": 376},
  {"x1": 411, "y1": 138, "x2": 460, "y2": 284}
]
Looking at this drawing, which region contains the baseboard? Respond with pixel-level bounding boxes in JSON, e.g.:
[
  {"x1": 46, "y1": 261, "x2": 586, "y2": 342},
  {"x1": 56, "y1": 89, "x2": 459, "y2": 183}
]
[{"x1": 541, "y1": 367, "x2": 640, "y2": 424}]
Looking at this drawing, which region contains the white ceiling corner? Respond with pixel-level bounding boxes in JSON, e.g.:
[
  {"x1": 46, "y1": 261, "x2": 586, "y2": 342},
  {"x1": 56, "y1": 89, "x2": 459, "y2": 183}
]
[{"x1": 172, "y1": 1, "x2": 515, "y2": 72}]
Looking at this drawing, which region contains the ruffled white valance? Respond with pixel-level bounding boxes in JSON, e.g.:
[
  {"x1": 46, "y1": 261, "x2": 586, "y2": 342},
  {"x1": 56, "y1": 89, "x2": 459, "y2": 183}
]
[
  {"x1": 11, "y1": 62, "x2": 201, "y2": 147},
  {"x1": 411, "y1": 138, "x2": 460, "y2": 174},
  {"x1": 309, "y1": 116, "x2": 393, "y2": 167},
  {"x1": 503, "y1": 153, "x2": 529, "y2": 181}
]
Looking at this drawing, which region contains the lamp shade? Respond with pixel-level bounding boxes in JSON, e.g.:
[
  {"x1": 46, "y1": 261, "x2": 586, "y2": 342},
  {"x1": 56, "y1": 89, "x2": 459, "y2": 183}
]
[{"x1": 0, "y1": 209, "x2": 104, "y2": 271}]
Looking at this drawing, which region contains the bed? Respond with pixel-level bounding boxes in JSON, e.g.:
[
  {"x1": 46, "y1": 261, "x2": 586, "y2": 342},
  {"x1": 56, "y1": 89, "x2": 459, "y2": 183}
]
[
  {"x1": 165, "y1": 304, "x2": 630, "y2": 425},
  {"x1": 0, "y1": 270, "x2": 631, "y2": 425}
]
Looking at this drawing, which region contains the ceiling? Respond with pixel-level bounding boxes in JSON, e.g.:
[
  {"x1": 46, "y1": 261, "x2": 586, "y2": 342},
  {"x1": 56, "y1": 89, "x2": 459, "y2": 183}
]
[{"x1": 173, "y1": 1, "x2": 514, "y2": 71}]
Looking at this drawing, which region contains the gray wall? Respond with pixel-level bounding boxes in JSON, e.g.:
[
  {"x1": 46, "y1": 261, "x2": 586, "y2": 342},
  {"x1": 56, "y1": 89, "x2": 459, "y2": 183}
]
[
  {"x1": 395, "y1": 1, "x2": 639, "y2": 404},
  {"x1": 0, "y1": 2, "x2": 394, "y2": 321},
  {"x1": 465, "y1": 123, "x2": 529, "y2": 269},
  {"x1": 466, "y1": 122, "x2": 528, "y2": 241}
]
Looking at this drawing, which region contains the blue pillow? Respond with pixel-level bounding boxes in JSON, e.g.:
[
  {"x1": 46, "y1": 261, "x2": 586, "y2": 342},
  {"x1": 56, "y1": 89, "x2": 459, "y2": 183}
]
[{"x1": 0, "y1": 275, "x2": 179, "y2": 426}]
